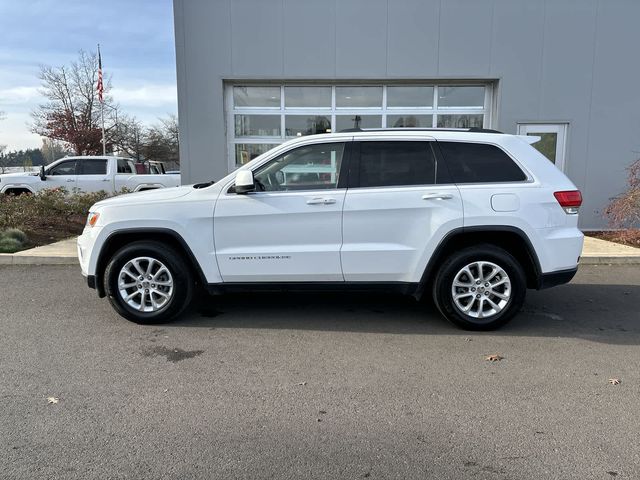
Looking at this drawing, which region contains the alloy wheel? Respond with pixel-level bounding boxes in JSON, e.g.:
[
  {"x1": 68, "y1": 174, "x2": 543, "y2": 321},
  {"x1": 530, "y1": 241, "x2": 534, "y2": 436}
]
[
  {"x1": 117, "y1": 257, "x2": 174, "y2": 313},
  {"x1": 451, "y1": 261, "x2": 511, "y2": 320}
]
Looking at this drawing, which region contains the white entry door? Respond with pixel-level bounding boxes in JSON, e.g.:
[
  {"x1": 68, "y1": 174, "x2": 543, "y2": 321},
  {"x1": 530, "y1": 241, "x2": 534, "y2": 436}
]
[{"x1": 517, "y1": 123, "x2": 568, "y2": 171}]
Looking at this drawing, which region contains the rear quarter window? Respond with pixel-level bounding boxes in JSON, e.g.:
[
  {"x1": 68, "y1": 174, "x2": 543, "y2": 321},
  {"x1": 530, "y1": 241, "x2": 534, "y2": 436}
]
[{"x1": 437, "y1": 141, "x2": 527, "y2": 183}]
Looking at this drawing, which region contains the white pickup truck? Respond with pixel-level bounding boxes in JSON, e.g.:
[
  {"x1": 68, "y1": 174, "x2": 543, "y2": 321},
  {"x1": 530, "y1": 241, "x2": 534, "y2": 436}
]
[{"x1": 0, "y1": 156, "x2": 180, "y2": 195}]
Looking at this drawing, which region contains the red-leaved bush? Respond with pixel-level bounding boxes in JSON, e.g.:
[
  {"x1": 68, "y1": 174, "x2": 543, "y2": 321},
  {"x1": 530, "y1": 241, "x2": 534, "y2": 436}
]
[{"x1": 603, "y1": 158, "x2": 640, "y2": 245}]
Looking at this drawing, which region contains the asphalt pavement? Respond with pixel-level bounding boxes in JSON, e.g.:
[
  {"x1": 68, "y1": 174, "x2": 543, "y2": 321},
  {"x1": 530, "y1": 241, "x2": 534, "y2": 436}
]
[{"x1": 1, "y1": 265, "x2": 639, "y2": 479}]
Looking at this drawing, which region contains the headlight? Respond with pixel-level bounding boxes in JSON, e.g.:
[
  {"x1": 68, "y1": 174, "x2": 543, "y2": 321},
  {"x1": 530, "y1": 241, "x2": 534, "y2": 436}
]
[{"x1": 87, "y1": 212, "x2": 100, "y2": 227}]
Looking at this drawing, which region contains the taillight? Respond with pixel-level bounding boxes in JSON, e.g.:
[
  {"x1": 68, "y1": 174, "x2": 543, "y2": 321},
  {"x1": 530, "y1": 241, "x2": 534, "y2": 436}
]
[{"x1": 554, "y1": 190, "x2": 582, "y2": 214}]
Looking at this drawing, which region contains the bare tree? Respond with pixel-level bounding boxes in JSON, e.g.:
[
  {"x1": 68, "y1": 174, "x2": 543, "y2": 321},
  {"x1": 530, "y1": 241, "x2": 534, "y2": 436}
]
[
  {"x1": 31, "y1": 50, "x2": 117, "y2": 155},
  {"x1": 0, "y1": 145, "x2": 8, "y2": 174},
  {"x1": 0, "y1": 111, "x2": 8, "y2": 173},
  {"x1": 41, "y1": 138, "x2": 69, "y2": 164},
  {"x1": 111, "y1": 114, "x2": 145, "y2": 161},
  {"x1": 111, "y1": 114, "x2": 180, "y2": 168},
  {"x1": 143, "y1": 114, "x2": 179, "y2": 166}
]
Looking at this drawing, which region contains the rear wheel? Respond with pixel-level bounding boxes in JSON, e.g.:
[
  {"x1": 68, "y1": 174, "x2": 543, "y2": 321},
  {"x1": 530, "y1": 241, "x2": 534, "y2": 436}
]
[
  {"x1": 432, "y1": 245, "x2": 526, "y2": 330},
  {"x1": 104, "y1": 241, "x2": 193, "y2": 324}
]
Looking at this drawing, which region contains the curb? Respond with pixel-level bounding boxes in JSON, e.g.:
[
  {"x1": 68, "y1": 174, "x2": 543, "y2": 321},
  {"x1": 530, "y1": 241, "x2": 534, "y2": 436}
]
[
  {"x1": 580, "y1": 256, "x2": 640, "y2": 265},
  {"x1": 0, "y1": 255, "x2": 78, "y2": 266}
]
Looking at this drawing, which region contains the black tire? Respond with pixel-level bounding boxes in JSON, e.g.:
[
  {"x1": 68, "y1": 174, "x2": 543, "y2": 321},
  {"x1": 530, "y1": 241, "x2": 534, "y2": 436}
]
[
  {"x1": 432, "y1": 244, "x2": 526, "y2": 331},
  {"x1": 104, "y1": 241, "x2": 194, "y2": 324}
]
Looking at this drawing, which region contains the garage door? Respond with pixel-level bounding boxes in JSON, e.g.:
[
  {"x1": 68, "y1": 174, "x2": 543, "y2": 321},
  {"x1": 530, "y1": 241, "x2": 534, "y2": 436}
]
[{"x1": 225, "y1": 83, "x2": 494, "y2": 170}]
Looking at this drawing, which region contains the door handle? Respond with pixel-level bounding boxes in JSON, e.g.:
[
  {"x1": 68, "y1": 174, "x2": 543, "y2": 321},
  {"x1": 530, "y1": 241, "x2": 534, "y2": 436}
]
[
  {"x1": 101, "y1": 179, "x2": 110, "y2": 182},
  {"x1": 306, "y1": 197, "x2": 336, "y2": 205},
  {"x1": 422, "y1": 193, "x2": 453, "y2": 200},
  {"x1": 66, "y1": 179, "x2": 75, "y2": 182}
]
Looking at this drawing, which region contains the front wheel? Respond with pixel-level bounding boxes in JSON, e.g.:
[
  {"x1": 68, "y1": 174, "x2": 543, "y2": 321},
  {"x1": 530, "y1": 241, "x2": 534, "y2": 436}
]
[
  {"x1": 104, "y1": 241, "x2": 194, "y2": 324},
  {"x1": 432, "y1": 245, "x2": 526, "y2": 331}
]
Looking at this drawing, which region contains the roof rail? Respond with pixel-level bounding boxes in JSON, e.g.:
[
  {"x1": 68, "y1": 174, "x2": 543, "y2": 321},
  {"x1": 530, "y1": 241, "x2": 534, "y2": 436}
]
[
  {"x1": 467, "y1": 127, "x2": 503, "y2": 134},
  {"x1": 338, "y1": 127, "x2": 503, "y2": 134}
]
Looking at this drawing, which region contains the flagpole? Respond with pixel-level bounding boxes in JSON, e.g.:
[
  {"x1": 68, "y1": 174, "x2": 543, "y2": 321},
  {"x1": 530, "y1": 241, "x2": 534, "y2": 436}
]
[
  {"x1": 101, "y1": 102, "x2": 106, "y2": 156},
  {"x1": 98, "y1": 44, "x2": 106, "y2": 155}
]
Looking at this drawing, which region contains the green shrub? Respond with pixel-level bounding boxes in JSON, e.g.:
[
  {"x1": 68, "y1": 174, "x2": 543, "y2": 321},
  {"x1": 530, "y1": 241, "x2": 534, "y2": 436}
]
[
  {"x1": 0, "y1": 236, "x2": 22, "y2": 253},
  {"x1": 3, "y1": 228, "x2": 27, "y2": 243},
  {"x1": 0, "y1": 188, "x2": 110, "y2": 232}
]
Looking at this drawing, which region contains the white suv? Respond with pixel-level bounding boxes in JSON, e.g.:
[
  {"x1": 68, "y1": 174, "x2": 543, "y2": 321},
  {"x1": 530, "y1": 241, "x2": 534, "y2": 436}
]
[{"x1": 77, "y1": 129, "x2": 584, "y2": 330}]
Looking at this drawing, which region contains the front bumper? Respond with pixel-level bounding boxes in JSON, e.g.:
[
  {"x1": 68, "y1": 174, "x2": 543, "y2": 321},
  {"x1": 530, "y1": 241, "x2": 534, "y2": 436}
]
[{"x1": 77, "y1": 226, "x2": 103, "y2": 277}]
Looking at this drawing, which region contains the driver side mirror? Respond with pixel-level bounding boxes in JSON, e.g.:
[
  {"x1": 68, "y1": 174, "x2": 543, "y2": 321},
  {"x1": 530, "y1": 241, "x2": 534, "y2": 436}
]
[
  {"x1": 39, "y1": 165, "x2": 46, "y2": 181},
  {"x1": 235, "y1": 170, "x2": 255, "y2": 194}
]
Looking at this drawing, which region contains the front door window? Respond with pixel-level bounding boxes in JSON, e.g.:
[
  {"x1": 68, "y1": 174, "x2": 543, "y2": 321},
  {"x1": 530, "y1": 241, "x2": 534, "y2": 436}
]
[
  {"x1": 48, "y1": 160, "x2": 77, "y2": 176},
  {"x1": 254, "y1": 142, "x2": 345, "y2": 191}
]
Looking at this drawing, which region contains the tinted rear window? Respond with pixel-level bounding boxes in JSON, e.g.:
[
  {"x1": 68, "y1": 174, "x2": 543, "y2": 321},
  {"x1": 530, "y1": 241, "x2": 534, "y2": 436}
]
[
  {"x1": 79, "y1": 159, "x2": 107, "y2": 175},
  {"x1": 358, "y1": 141, "x2": 437, "y2": 187},
  {"x1": 438, "y1": 142, "x2": 527, "y2": 183}
]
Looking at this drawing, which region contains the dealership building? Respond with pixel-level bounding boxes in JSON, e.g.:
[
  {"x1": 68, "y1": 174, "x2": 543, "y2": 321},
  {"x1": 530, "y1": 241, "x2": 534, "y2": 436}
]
[{"x1": 172, "y1": 0, "x2": 638, "y2": 229}]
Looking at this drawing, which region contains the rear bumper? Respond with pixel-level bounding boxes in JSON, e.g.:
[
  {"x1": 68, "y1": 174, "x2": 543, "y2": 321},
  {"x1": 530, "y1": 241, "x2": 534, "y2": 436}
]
[
  {"x1": 535, "y1": 227, "x2": 583, "y2": 272},
  {"x1": 536, "y1": 267, "x2": 578, "y2": 290}
]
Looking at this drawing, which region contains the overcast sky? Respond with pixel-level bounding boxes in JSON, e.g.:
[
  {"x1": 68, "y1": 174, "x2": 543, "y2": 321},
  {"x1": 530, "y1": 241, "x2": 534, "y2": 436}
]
[{"x1": 0, "y1": 0, "x2": 177, "y2": 151}]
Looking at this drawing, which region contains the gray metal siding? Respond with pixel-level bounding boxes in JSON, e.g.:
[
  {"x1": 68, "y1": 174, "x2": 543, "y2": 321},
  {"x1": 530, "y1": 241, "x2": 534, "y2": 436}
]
[
  {"x1": 173, "y1": 0, "x2": 640, "y2": 229},
  {"x1": 283, "y1": 0, "x2": 336, "y2": 77}
]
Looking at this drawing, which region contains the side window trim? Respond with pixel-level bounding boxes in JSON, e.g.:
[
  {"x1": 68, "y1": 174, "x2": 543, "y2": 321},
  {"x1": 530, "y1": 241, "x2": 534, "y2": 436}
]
[
  {"x1": 347, "y1": 141, "x2": 360, "y2": 189},
  {"x1": 337, "y1": 141, "x2": 353, "y2": 190},
  {"x1": 431, "y1": 141, "x2": 454, "y2": 185}
]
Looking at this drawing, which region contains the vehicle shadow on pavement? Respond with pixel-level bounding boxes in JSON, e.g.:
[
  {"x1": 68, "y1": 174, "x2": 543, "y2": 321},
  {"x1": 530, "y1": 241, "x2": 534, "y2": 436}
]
[{"x1": 174, "y1": 283, "x2": 640, "y2": 345}]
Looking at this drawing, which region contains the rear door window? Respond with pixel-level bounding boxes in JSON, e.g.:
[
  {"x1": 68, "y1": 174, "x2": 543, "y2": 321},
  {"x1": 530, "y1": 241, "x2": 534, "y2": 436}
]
[
  {"x1": 356, "y1": 141, "x2": 438, "y2": 188},
  {"x1": 78, "y1": 159, "x2": 107, "y2": 175},
  {"x1": 437, "y1": 142, "x2": 527, "y2": 183}
]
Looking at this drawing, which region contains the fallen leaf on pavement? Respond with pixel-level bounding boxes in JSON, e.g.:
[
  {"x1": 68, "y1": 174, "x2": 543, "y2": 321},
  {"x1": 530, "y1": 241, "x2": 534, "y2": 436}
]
[
  {"x1": 297, "y1": 381, "x2": 307, "y2": 386},
  {"x1": 608, "y1": 378, "x2": 621, "y2": 385},
  {"x1": 485, "y1": 354, "x2": 504, "y2": 362},
  {"x1": 46, "y1": 397, "x2": 59, "y2": 404}
]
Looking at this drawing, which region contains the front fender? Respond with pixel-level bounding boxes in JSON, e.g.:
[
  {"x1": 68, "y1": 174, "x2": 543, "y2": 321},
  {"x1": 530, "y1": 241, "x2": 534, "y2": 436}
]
[
  {"x1": 84, "y1": 201, "x2": 219, "y2": 289},
  {"x1": 0, "y1": 183, "x2": 36, "y2": 194}
]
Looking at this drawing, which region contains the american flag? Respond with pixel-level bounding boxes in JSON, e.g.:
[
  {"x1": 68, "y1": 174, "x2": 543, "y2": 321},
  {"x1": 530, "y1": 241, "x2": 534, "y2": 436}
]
[{"x1": 97, "y1": 45, "x2": 103, "y2": 103}]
